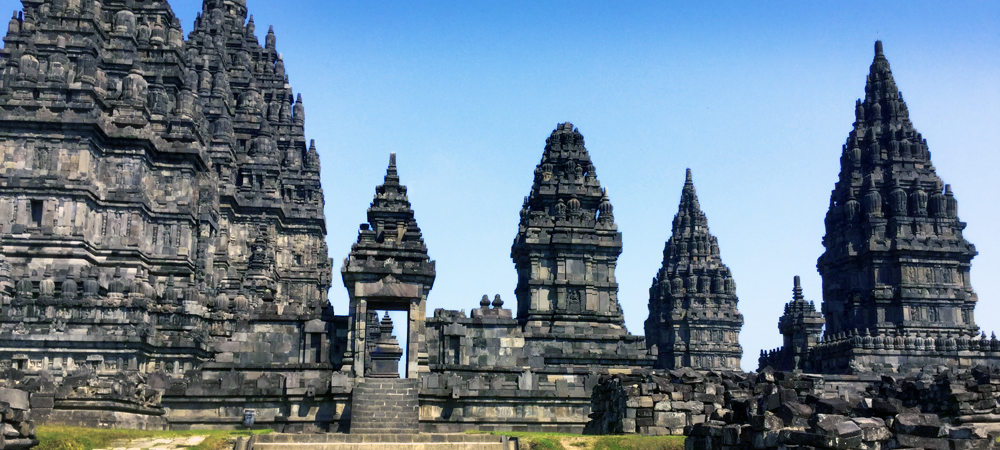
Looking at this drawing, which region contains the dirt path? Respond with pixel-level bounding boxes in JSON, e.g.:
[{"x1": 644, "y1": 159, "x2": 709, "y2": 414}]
[{"x1": 95, "y1": 435, "x2": 207, "y2": 450}]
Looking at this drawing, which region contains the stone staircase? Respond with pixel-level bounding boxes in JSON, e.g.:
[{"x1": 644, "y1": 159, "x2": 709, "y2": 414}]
[
  {"x1": 237, "y1": 433, "x2": 513, "y2": 450},
  {"x1": 349, "y1": 378, "x2": 420, "y2": 434},
  {"x1": 232, "y1": 379, "x2": 519, "y2": 450}
]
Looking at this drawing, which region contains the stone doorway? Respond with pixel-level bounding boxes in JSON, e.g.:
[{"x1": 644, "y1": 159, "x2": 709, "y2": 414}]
[{"x1": 342, "y1": 275, "x2": 427, "y2": 381}]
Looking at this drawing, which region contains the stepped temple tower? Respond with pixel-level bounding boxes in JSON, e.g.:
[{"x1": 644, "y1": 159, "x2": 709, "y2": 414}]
[
  {"x1": 511, "y1": 122, "x2": 653, "y2": 368},
  {"x1": 0, "y1": 0, "x2": 335, "y2": 430},
  {"x1": 341, "y1": 153, "x2": 435, "y2": 380},
  {"x1": 767, "y1": 276, "x2": 825, "y2": 371},
  {"x1": 760, "y1": 41, "x2": 999, "y2": 374},
  {"x1": 645, "y1": 169, "x2": 743, "y2": 371}
]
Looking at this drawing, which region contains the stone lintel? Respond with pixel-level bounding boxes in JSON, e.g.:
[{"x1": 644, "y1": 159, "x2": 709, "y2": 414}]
[{"x1": 355, "y1": 280, "x2": 420, "y2": 299}]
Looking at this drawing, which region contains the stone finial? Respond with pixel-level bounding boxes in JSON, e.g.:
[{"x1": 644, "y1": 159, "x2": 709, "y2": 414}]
[
  {"x1": 293, "y1": 93, "x2": 304, "y2": 126},
  {"x1": 480, "y1": 294, "x2": 490, "y2": 308},
  {"x1": 265, "y1": 25, "x2": 275, "y2": 49},
  {"x1": 875, "y1": 40, "x2": 883, "y2": 57},
  {"x1": 792, "y1": 276, "x2": 803, "y2": 301},
  {"x1": 380, "y1": 311, "x2": 393, "y2": 336},
  {"x1": 491, "y1": 294, "x2": 503, "y2": 309},
  {"x1": 383, "y1": 152, "x2": 399, "y2": 186}
]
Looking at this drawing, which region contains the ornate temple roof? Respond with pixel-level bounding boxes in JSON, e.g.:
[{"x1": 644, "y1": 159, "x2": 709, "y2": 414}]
[{"x1": 343, "y1": 153, "x2": 434, "y2": 286}]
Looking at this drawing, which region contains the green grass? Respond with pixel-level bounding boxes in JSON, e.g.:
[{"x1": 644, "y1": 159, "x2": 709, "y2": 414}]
[
  {"x1": 468, "y1": 431, "x2": 685, "y2": 450},
  {"x1": 35, "y1": 425, "x2": 273, "y2": 450}
]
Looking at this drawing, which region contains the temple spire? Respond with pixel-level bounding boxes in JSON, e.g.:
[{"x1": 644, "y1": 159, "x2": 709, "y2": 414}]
[
  {"x1": 814, "y1": 41, "x2": 979, "y2": 372},
  {"x1": 792, "y1": 275, "x2": 804, "y2": 302},
  {"x1": 645, "y1": 169, "x2": 743, "y2": 371},
  {"x1": 385, "y1": 152, "x2": 399, "y2": 185}
]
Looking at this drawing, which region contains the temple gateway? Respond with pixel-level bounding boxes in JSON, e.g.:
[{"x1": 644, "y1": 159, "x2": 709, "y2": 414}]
[{"x1": 0, "y1": 0, "x2": 996, "y2": 438}]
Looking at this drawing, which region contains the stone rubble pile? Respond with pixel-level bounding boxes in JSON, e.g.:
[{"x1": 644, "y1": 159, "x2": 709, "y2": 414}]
[
  {"x1": 0, "y1": 386, "x2": 38, "y2": 450},
  {"x1": 587, "y1": 367, "x2": 751, "y2": 436},
  {"x1": 589, "y1": 367, "x2": 1000, "y2": 450},
  {"x1": 866, "y1": 366, "x2": 1000, "y2": 420}
]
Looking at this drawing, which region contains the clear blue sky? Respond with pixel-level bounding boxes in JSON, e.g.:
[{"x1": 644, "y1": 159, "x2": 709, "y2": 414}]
[{"x1": 8, "y1": 0, "x2": 997, "y2": 370}]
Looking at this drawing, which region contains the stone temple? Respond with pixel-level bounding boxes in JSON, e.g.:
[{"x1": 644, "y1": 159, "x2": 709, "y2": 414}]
[
  {"x1": 0, "y1": 0, "x2": 335, "y2": 430},
  {"x1": 759, "y1": 41, "x2": 997, "y2": 374},
  {"x1": 0, "y1": 0, "x2": 995, "y2": 438},
  {"x1": 645, "y1": 169, "x2": 743, "y2": 371}
]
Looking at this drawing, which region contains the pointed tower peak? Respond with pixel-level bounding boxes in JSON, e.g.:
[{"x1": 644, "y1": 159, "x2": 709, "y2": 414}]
[
  {"x1": 792, "y1": 275, "x2": 804, "y2": 302},
  {"x1": 679, "y1": 169, "x2": 702, "y2": 216},
  {"x1": 544, "y1": 122, "x2": 585, "y2": 150},
  {"x1": 874, "y1": 40, "x2": 884, "y2": 58},
  {"x1": 385, "y1": 152, "x2": 399, "y2": 184}
]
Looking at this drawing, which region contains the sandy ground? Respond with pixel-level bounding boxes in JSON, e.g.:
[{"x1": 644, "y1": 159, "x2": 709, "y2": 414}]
[{"x1": 95, "y1": 435, "x2": 206, "y2": 450}]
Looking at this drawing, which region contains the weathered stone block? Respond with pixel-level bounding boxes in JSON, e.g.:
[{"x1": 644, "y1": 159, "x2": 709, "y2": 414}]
[
  {"x1": 775, "y1": 401, "x2": 812, "y2": 427},
  {"x1": 654, "y1": 411, "x2": 686, "y2": 429},
  {"x1": 627, "y1": 396, "x2": 654, "y2": 408},
  {"x1": 950, "y1": 438, "x2": 994, "y2": 450},
  {"x1": 815, "y1": 397, "x2": 852, "y2": 415},
  {"x1": 622, "y1": 418, "x2": 636, "y2": 433},
  {"x1": 895, "y1": 434, "x2": 949, "y2": 450},
  {"x1": 29, "y1": 394, "x2": 54, "y2": 409},
  {"x1": 653, "y1": 401, "x2": 672, "y2": 411},
  {"x1": 852, "y1": 417, "x2": 891, "y2": 441},
  {"x1": 895, "y1": 413, "x2": 942, "y2": 437},
  {"x1": 0, "y1": 389, "x2": 29, "y2": 411},
  {"x1": 673, "y1": 401, "x2": 704, "y2": 412}
]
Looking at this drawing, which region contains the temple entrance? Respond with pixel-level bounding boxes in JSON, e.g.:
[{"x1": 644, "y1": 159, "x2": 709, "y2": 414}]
[
  {"x1": 342, "y1": 274, "x2": 427, "y2": 380},
  {"x1": 342, "y1": 275, "x2": 426, "y2": 434},
  {"x1": 339, "y1": 154, "x2": 435, "y2": 434}
]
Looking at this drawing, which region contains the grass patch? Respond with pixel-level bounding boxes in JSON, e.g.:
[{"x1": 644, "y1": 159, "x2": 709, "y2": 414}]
[
  {"x1": 36, "y1": 425, "x2": 272, "y2": 450},
  {"x1": 590, "y1": 435, "x2": 685, "y2": 450},
  {"x1": 468, "y1": 431, "x2": 685, "y2": 450}
]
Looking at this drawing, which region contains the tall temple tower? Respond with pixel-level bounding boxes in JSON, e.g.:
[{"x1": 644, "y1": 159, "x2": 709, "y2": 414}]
[
  {"x1": 817, "y1": 41, "x2": 979, "y2": 342},
  {"x1": 511, "y1": 122, "x2": 653, "y2": 368},
  {"x1": 759, "y1": 41, "x2": 998, "y2": 374},
  {"x1": 645, "y1": 169, "x2": 743, "y2": 371},
  {"x1": 0, "y1": 0, "x2": 335, "y2": 428}
]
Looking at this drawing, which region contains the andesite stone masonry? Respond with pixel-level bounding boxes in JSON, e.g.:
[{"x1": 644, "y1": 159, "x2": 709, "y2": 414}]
[{"x1": 0, "y1": 0, "x2": 996, "y2": 436}]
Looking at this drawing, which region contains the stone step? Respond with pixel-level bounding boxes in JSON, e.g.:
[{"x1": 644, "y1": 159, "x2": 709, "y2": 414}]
[
  {"x1": 252, "y1": 433, "x2": 505, "y2": 444},
  {"x1": 243, "y1": 433, "x2": 510, "y2": 450},
  {"x1": 252, "y1": 443, "x2": 504, "y2": 450},
  {"x1": 349, "y1": 427, "x2": 419, "y2": 435}
]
